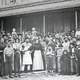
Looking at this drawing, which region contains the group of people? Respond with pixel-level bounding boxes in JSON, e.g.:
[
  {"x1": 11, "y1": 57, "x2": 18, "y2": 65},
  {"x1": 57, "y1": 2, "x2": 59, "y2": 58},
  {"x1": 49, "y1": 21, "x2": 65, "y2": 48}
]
[
  {"x1": 0, "y1": 27, "x2": 80, "y2": 79},
  {"x1": 0, "y1": 27, "x2": 45, "y2": 78}
]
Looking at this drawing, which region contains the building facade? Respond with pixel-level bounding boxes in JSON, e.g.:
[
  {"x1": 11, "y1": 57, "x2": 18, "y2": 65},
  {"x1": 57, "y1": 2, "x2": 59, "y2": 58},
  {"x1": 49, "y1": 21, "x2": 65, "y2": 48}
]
[{"x1": 0, "y1": 0, "x2": 80, "y2": 34}]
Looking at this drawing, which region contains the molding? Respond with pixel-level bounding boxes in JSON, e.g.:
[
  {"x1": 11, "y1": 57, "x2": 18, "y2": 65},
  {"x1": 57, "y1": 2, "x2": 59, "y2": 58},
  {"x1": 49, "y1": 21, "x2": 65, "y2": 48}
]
[
  {"x1": 0, "y1": 0, "x2": 80, "y2": 17},
  {"x1": 0, "y1": 0, "x2": 72, "y2": 11}
]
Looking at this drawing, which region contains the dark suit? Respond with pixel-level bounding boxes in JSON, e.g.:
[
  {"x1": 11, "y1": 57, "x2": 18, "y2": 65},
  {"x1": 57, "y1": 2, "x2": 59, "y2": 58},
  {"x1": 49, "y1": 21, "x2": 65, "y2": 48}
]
[
  {"x1": 76, "y1": 48, "x2": 80, "y2": 75},
  {"x1": 0, "y1": 42, "x2": 5, "y2": 76}
]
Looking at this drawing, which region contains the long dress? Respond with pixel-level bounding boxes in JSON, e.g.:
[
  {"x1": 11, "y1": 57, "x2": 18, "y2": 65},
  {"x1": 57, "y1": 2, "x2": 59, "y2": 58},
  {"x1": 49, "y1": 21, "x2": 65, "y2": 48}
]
[
  {"x1": 69, "y1": 46, "x2": 77, "y2": 74},
  {"x1": 46, "y1": 46, "x2": 55, "y2": 72},
  {"x1": 23, "y1": 43, "x2": 32, "y2": 65},
  {"x1": 60, "y1": 51, "x2": 71, "y2": 75},
  {"x1": 0, "y1": 42, "x2": 6, "y2": 76},
  {"x1": 56, "y1": 47, "x2": 63, "y2": 73},
  {"x1": 76, "y1": 40, "x2": 80, "y2": 75},
  {"x1": 32, "y1": 43, "x2": 44, "y2": 70}
]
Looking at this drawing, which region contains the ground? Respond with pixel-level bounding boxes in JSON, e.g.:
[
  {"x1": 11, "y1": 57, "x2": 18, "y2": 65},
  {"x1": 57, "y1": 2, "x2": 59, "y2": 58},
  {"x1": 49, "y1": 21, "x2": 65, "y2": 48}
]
[{"x1": 0, "y1": 71, "x2": 80, "y2": 80}]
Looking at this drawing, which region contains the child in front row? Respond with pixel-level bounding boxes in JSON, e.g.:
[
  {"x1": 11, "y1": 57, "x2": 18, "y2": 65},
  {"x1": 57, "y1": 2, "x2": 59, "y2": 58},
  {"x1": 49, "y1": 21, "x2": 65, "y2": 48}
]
[{"x1": 46, "y1": 44, "x2": 56, "y2": 73}]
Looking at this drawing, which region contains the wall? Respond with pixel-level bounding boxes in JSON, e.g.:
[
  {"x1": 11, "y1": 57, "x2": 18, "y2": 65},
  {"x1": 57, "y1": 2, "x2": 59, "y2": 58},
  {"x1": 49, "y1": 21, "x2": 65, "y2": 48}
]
[
  {"x1": 22, "y1": 13, "x2": 43, "y2": 33},
  {"x1": 0, "y1": 0, "x2": 76, "y2": 9},
  {"x1": 45, "y1": 9, "x2": 75, "y2": 33},
  {"x1": 3, "y1": 13, "x2": 43, "y2": 34},
  {"x1": 2, "y1": 9, "x2": 75, "y2": 34},
  {"x1": 3, "y1": 16, "x2": 20, "y2": 33}
]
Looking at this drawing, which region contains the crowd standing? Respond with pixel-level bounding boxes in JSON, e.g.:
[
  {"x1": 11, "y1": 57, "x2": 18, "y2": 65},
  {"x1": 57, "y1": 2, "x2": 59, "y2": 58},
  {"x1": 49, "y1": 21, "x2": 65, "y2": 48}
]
[{"x1": 0, "y1": 27, "x2": 80, "y2": 78}]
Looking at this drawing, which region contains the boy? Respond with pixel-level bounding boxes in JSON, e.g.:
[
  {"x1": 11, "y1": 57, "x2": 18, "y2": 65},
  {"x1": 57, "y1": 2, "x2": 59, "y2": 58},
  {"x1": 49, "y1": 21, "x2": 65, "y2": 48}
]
[{"x1": 4, "y1": 41, "x2": 14, "y2": 78}]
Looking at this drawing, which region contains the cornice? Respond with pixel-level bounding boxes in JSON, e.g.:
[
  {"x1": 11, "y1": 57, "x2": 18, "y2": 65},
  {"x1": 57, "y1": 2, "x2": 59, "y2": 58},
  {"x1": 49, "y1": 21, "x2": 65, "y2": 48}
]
[
  {"x1": 0, "y1": 0, "x2": 79, "y2": 17},
  {"x1": 0, "y1": 0, "x2": 72, "y2": 11}
]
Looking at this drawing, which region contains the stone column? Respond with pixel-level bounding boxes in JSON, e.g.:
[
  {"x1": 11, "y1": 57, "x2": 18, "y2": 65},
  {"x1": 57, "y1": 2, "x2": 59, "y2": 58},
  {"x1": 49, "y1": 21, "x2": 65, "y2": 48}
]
[
  {"x1": 20, "y1": 17, "x2": 22, "y2": 33},
  {"x1": 75, "y1": 10, "x2": 78, "y2": 31},
  {"x1": 1, "y1": 20, "x2": 4, "y2": 31}
]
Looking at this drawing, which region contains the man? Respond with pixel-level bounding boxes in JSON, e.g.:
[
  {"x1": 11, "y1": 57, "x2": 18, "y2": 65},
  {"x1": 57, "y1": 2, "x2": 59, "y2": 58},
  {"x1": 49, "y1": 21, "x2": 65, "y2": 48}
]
[
  {"x1": 76, "y1": 37, "x2": 80, "y2": 76},
  {"x1": 4, "y1": 40, "x2": 14, "y2": 78},
  {"x1": 0, "y1": 38, "x2": 6, "y2": 76}
]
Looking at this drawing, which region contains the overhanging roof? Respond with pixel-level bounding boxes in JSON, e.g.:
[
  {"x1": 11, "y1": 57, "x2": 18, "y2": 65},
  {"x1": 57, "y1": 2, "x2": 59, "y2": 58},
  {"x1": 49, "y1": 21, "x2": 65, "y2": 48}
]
[{"x1": 0, "y1": 0, "x2": 80, "y2": 17}]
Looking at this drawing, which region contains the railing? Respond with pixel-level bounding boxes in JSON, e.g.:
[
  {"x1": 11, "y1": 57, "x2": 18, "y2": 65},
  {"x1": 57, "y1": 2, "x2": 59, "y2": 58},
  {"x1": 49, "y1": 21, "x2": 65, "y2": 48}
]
[{"x1": 0, "y1": 0, "x2": 76, "y2": 9}]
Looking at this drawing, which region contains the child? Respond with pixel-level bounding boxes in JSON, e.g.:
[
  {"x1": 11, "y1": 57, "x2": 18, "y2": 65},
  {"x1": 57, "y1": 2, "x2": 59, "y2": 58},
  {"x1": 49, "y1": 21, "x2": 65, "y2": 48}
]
[
  {"x1": 4, "y1": 41, "x2": 14, "y2": 78},
  {"x1": 56, "y1": 42, "x2": 63, "y2": 73},
  {"x1": 46, "y1": 45, "x2": 55, "y2": 73},
  {"x1": 12, "y1": 28, "x2": 17, "y2": 41},
  {"x1": 60, "y1": 50, "x2": 71, "y2": 75},
  {"x1": 69, "y1": 43, "x2": 78, "y2": 75}
]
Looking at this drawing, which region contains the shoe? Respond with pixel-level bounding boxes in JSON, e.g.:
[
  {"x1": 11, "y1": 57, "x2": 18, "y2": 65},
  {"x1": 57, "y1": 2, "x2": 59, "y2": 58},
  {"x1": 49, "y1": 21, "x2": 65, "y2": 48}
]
[
  {"x1": 9, "y1": 75, "x2": 14, "y2": 78},
  {"x1": 18, "y1": 74, "x2": 21, "y2": 78},
  {"x1": 76, "y1": 74, "x2": 80, "y2": 76},
  {"x1": 4, "y1": 76, "x2": 9, "y2": 79},
  {"x1": 0, "y1": 74, "x2": 3, "y2": 77},
  {"x1": 14, "y1": 75, "x2": 18, "y2": 77}
]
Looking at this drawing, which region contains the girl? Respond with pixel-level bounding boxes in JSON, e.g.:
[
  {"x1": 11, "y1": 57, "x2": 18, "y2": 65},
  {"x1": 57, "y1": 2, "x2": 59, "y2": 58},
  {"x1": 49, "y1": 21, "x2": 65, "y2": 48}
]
[
  {"x1": 60, "y1": 50, "x2": 71, "y2": 75},
  {"x1": 46, "y1": 45, "x2": 55, "y2": 73},
  {"x1": 13, "y1": 38, "x2": 21, "y2": 77},
  {"x1": 69, "y1": 43, "x2": 77, "y2": 75}
]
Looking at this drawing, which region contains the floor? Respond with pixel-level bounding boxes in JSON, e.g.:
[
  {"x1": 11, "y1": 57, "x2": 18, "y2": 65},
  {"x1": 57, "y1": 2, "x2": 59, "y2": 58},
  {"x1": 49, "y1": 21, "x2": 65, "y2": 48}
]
[{"x1": 0, "y1": 71, "x2": 80, "y2": 80}]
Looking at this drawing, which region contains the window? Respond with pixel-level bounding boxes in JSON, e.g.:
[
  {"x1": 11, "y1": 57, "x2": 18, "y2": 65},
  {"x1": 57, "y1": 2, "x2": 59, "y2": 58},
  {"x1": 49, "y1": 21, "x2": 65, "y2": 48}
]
[{"x1": 10, "y1": 0, "x2": 16, "y2": 4}]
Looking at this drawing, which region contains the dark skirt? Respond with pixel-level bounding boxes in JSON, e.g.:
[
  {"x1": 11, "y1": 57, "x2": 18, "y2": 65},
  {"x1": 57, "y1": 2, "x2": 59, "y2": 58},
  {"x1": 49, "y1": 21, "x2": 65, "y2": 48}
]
[
  {"x1": 70, "y1": 57, "x2": 77, "y2": 74},
  {"x1": 0, "y1": 52, "x2": 4, "y2": 76},
  {"x1": 60, "y1": 55, "x2": 71, "y2": 75},
  {"x1": 5, "y1": 55, "x2": 13, "y2": 76},
  {"x1": 14, "y1": 51, "x2": 20, "y2": 74},
  {"x1": 46, "y1": 54, "x2": 56, "y2": 72}
]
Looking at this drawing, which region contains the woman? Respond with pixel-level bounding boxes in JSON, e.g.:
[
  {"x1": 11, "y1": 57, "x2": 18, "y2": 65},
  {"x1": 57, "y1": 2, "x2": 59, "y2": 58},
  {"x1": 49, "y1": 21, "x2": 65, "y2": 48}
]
[
  {"x1": 60, "y1": 50, "x2": 71, "y2": 75},
  {"x1": 13, "y1": 38, "x2": 21, "y2": 77},
  {"x1": 0, "y1": 38, "x2": 6, "y2": 76},
  {"x1": 69, "y1": 43, "x2": 77, "y2": 75},
  {"x1": 56, "y1": 41, "x2": 63, "y2": 73},
  {"x1": 22, "y1": 38, "x2": 32, "y2": 72},
  {"x1": 32, "y1": 39, "x2": 44, "y2": 71}
]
